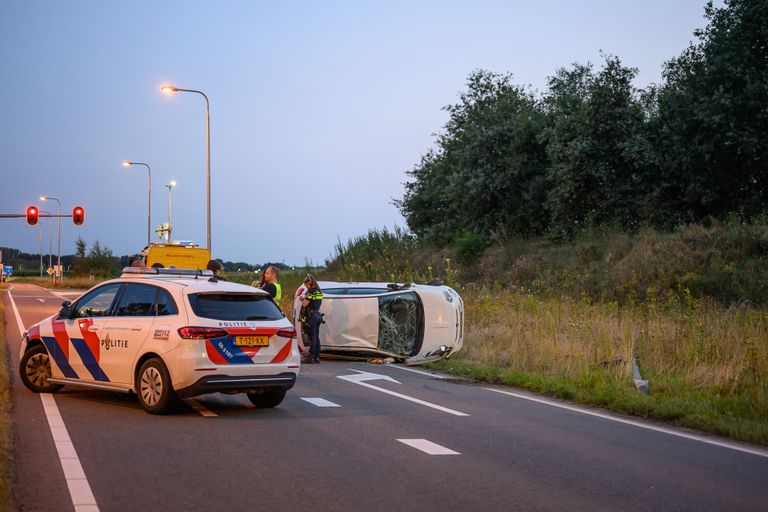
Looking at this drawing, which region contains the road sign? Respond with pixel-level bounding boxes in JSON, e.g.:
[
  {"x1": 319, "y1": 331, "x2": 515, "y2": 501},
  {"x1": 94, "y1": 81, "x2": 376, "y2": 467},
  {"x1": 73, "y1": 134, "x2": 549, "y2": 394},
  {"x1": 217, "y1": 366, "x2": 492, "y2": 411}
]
[
  {"x1": 53, "y1": 265, "x2": 63, "y2": 278},
  {"x1": 46, "y1": 267, "x2": 54, "y2": 275},
  {"x1": 2, "y1": 265, "x2": 13, "y2": 276}
]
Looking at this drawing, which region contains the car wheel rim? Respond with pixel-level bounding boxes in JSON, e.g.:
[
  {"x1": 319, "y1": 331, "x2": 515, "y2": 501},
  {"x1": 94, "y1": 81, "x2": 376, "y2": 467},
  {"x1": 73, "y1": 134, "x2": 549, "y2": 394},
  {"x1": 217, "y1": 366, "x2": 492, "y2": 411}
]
[
  {"x1": 25, "y1": 353, "x2": 52, "y2": 387},
  {"x1": 140, "y1": 367, "x2": 163, "y2": 406}
]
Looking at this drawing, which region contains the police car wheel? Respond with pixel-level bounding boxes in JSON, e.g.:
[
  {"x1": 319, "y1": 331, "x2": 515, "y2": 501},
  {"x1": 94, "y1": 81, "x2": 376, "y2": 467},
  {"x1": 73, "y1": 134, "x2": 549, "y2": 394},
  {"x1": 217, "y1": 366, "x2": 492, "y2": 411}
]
[
  {"x1": 137, "y1": 358, "x2": 179, "y2": 414},
  {"x1": 20, "y1": 345, "x2": 63, "y2": 393},
  {"x1": 246, "y1": 389, "x2": 286, "y2": 408}
]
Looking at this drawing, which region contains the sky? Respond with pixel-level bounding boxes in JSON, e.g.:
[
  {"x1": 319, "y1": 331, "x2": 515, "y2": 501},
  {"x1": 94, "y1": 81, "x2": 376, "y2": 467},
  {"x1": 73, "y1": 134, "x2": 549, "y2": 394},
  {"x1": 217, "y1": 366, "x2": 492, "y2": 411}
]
[{"x1": 0, "y1": 0, "x2": 714, "y2": 265}]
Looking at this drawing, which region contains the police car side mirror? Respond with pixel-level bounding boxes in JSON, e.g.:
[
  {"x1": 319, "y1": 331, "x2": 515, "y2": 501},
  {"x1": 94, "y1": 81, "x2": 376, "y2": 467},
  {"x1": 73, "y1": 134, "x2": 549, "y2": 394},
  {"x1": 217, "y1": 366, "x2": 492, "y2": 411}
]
[{"x1": 58, "y1": 300, "x2": 73, "y2": 319}]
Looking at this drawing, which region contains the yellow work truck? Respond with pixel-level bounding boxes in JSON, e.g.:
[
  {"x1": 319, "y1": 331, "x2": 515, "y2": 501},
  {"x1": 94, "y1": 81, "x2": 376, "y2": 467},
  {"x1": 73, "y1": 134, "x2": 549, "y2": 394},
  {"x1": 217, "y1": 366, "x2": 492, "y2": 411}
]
[{"x1": 140, "y1": 243, "x2": 211, "y2": 270}]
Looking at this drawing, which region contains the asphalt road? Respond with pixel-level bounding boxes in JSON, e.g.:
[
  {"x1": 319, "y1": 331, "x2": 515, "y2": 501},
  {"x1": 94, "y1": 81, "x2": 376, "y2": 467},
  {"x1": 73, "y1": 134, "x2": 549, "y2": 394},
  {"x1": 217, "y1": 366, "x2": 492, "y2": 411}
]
[{"x1": 3, "y1": 283, "x2": 768, "y2": 512}]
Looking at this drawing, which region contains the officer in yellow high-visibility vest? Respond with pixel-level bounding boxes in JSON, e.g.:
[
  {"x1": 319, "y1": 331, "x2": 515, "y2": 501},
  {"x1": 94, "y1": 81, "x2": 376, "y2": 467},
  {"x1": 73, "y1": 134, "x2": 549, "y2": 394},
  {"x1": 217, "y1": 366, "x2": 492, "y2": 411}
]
[{"x1": 259, "y1": 265, "x2": 282, "y2": 304}]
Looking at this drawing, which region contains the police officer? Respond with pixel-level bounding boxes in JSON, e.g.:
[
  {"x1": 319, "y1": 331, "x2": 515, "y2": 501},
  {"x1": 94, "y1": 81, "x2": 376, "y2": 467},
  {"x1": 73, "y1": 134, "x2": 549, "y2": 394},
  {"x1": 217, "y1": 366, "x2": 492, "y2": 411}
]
[
  {"x1": 301, "y1": 274, "x2": 323, "y2": 364},
  {"x1": 259, "y1": 265, "x2": 282, "y2": 304}
]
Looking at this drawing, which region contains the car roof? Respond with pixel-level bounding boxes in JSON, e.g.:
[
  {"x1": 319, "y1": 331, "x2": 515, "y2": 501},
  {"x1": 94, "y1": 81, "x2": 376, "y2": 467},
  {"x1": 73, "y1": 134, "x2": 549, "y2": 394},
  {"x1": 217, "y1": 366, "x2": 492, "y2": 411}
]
[{"x1": 103, "y1": 274, "x2": 268, "y2": 295}]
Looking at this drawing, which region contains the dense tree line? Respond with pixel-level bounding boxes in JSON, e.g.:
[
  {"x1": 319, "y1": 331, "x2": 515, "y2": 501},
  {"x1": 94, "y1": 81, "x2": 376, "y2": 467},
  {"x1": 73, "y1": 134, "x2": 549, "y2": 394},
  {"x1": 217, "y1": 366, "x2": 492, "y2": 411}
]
[{"x1": 398, "y1": 0, "x2": 768, "y2": 243}]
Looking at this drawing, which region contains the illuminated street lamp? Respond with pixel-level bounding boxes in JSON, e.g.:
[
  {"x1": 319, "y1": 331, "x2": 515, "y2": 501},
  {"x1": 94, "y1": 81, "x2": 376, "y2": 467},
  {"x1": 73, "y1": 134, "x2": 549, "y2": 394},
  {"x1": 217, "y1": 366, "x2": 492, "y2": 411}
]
[
  {"x1": 166, "y1": 180, "x2": 176, "y2": 242},
  {"x1": 122, "y1": 161, "x2": 152, "y2": 247},
  {"x1": 39, "y1": 196, "x2": 61, "y2": 280},
  {"x1": 161, "y1": 84, "x2": 211, "y2": 252}
]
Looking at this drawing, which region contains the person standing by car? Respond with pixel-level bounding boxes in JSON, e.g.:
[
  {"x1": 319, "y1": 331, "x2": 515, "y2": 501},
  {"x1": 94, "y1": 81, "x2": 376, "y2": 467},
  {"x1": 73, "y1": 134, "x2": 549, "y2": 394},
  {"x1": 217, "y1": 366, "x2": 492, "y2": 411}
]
[
  {"x1": 257, "y1": 266, "x2": 282, "y2": 304},
  {"x1": 301, "y1": 274, "x2": 323, "y2": 364}
]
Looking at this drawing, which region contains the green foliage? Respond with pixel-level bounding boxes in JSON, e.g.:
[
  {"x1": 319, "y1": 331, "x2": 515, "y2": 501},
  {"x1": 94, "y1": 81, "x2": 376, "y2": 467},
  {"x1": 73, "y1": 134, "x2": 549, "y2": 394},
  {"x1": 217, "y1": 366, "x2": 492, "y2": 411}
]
[
  {"x1": 544, "y1": 56, "x2": 655, "y2": 236},
  {"x1": 325, "y1": 226, "x2": 419, "y2": 281},
  {"x1": 396, "y1": 70, "x2": 550, "y2": 243},
  {"x1": 398, "y1": 0, "x2": 768, "y2": 240},
  {"x1": 75, "y1": 237, "x2": 86, "y2": 258},
  {"x1": 653, "y1": 0, "x2": 768, "y2": 226},
  {"x1": 325, "y1": 219, "x2": 768, "y2": 307},
  {"x1": 455, "y1": 231, "x2": 488, "y2": 264},
  {"x1": 73, "y1": 240, "x2": 120, "y2": 277}
]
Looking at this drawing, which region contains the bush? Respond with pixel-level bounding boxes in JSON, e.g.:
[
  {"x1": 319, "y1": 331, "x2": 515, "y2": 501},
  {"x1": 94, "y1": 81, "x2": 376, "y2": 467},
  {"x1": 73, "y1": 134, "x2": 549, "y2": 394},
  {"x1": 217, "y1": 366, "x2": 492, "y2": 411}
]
[{"x1": 455, "y1": 231, "x2": 488, "y2": 265}]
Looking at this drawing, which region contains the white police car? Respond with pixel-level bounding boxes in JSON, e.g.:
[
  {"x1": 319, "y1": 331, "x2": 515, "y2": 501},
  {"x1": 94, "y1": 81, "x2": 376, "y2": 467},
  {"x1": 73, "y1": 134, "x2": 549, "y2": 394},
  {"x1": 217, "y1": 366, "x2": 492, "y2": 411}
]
[{"x1": 19, "y1": 267, "x2": 300, "y2": 414}]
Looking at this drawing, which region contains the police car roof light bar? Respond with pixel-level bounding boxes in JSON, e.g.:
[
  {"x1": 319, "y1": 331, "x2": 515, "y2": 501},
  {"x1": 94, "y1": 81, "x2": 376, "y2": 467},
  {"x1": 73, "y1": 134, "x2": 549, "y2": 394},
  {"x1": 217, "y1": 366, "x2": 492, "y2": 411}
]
[{"x1": 121, "y1": 267, "x2": 213, "y2": 278}]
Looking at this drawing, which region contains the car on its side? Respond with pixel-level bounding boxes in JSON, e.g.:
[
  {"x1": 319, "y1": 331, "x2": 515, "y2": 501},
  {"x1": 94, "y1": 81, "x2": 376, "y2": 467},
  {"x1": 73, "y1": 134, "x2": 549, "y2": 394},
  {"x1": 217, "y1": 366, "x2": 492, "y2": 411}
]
[
  {"x1": 292, "y1": 281, "x2": 463, "y2": 365},
  {"x1": 19, "y1": 267, "x2": 300, "y2": 414}
]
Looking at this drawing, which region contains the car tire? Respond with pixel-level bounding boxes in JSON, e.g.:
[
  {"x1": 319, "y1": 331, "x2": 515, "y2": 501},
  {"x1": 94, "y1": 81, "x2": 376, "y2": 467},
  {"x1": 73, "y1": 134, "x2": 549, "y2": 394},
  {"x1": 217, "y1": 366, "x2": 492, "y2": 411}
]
[
  {"x1": 246, "y1": 389, "x2": 287, "y2": 408},
  {"x1": 136, "y1": 358, "x2": 179, "y2": 414},
  {"x1": 19, "y1": 344, "x2": 64, "y2": 393}
]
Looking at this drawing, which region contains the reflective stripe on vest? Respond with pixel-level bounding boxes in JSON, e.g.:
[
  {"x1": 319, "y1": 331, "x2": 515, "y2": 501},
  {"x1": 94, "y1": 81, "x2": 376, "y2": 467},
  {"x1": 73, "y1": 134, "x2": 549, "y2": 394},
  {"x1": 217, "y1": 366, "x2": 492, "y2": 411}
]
[{"x1": 274, "y1": 282, "x2": 282, "y2": 302}]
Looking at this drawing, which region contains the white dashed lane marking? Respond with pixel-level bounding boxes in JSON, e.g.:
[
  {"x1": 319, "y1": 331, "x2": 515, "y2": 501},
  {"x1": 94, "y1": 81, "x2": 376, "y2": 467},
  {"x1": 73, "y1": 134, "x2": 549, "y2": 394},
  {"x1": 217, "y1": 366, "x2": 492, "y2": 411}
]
[
  {"x1": 300, "y1": 397, "x2": 341, "y2": 407},
  {"x1": 183, "y1": 398, "x2": 218, "y2": 417},
  {"x1": 397, "y1": 439, "x2": 460, "y2": 455}
]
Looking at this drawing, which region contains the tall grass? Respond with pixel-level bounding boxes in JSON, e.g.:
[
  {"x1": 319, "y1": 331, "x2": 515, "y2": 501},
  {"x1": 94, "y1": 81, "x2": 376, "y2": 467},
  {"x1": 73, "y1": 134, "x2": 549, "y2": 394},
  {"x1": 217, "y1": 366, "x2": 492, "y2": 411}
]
[
  {"x1": 325, "y1": 220, "x2": 768, "y2": 307},
  {"x1": 438, "y1": 290, "x2": 768, "y2": 443}
]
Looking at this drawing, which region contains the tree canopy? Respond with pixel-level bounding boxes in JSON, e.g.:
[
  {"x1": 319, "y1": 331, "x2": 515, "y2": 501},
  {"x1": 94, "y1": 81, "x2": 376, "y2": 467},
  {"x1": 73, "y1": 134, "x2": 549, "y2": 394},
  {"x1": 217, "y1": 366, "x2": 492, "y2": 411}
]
[{"x1": 398, "y1": 0, "x2": 768, "y2": 244}]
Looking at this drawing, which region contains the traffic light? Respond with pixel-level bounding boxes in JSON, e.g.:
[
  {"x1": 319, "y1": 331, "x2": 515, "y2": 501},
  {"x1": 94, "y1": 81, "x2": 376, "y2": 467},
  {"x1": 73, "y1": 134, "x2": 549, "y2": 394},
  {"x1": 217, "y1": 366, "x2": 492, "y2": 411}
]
[
  {"x1": 26, "y1": 206, "x2": 39, "y2": 226},
  {"x1": 72, "y1": 206, "x2": 84, "y2": 226}
]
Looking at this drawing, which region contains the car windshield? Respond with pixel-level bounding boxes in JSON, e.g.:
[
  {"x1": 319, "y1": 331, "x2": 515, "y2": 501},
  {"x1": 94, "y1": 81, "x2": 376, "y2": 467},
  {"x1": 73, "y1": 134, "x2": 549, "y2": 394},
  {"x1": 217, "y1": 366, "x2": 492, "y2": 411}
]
[
  {"x1": 188, "y1": 293, "x2": 284, "y2": 321},
  {"x1": 378, "y1": 292, "x2": 424, "y2": 356}
]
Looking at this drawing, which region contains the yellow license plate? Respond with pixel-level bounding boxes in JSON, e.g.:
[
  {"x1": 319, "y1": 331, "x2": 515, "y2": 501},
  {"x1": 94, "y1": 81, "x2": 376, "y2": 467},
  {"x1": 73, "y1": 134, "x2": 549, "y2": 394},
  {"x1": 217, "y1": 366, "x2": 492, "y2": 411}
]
[{"x1": 234, "y1": 335, "x2": 269, "y2": 347}]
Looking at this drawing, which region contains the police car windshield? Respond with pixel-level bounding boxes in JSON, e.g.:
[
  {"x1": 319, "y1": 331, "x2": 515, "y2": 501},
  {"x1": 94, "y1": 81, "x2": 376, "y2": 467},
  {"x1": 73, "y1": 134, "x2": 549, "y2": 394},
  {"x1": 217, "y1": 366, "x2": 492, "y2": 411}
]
[{"x1": 188, "y1": 293, "x2": 284, "y2": 321}]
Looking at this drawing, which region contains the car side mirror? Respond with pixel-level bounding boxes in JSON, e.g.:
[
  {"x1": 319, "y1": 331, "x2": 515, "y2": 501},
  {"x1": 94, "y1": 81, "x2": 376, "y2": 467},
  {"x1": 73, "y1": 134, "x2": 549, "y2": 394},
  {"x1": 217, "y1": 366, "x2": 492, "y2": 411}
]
[{"x1": 59, "y1": 300, "x2": 73, "y2": 319}]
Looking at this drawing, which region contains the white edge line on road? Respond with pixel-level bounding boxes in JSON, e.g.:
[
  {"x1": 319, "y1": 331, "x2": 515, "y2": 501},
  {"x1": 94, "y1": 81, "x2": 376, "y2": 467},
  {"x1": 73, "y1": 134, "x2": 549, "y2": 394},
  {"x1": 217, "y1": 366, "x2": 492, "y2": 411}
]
[
  {"x1": 300, "y1": 397, "x2": 341, "y2": 407},
  {"x1": 347, "y1": 379, "x2": 468, "y2": 416},
  {"x1": 387, "y1": 365, "x2": 450, "y2": 379},
  {"x1": 397, "y1": 439, "x2": 460, "y2": 455},
  {"x1": 7, "y1": 290, "x2": 101, "y2": 511},
  {"x1": 483, "y1": 387, "x2": 768, "y2": 459},
  {"x1": 183, "y1": 398, "x2": 218, "y2": 417}
]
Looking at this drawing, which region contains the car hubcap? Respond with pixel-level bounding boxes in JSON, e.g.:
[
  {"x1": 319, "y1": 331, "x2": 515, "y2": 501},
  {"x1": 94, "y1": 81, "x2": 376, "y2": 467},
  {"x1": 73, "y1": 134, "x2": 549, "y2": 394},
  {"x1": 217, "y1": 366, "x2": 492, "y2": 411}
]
[
  {"x1": 140, "y1": 367, "x2": 163, "y2": 406},
  {"x1": 25, "y1": 353, "x2": 51, "y2": 387}
]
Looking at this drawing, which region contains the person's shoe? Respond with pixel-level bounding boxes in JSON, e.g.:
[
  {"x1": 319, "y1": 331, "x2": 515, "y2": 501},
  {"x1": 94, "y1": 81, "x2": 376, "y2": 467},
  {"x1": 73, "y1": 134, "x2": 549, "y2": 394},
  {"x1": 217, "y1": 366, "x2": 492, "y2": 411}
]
[
  {"x1": 314, "y1": 357, "x2": 320, "y2": 363},
  {"x1": 302, "y1": 357, "x2": 315, "y2": 364}
]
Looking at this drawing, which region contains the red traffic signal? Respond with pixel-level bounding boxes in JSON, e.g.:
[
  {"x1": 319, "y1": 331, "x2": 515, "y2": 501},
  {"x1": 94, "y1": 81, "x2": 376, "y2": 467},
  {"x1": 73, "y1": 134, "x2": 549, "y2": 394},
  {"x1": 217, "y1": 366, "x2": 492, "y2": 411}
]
[
  {"x1": 26, "y1": 206, "x2": 39, "y2": 226},
  {"x1": 72, "y1": 205, "x2": 85, "y2": 226}
]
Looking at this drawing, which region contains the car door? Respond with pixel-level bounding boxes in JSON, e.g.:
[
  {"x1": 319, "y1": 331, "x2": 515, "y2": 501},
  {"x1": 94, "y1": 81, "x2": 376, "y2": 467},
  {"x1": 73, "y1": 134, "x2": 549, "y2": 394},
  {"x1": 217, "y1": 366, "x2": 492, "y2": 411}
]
[
  {"x1": 101, "y1": 283, "x2": 161, "y2": 384},
  {"x1": 62, "y1": 282, "x2": 123, "y2": 383}
]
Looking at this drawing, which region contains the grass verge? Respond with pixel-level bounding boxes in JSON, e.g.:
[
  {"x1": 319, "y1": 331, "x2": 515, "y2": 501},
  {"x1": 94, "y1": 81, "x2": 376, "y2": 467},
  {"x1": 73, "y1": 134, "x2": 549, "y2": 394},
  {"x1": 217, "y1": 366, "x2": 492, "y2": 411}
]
[
  {"x1": 426, "y1": 290, "x2": 768, "y2": 445},
  {"x1": 0, "y1": 298, "x2": 12, "y2": 510}
]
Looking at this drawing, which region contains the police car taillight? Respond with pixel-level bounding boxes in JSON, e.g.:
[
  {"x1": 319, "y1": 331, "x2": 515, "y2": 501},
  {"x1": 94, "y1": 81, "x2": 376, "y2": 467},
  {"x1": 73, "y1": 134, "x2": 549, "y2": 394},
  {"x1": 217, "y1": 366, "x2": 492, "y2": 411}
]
[
  {"x1": 276, "y1": 327, "x2": 297, "y2": 339},
  {"x1": 178, "y1": 326, "x2": 229, "y2": 339}
]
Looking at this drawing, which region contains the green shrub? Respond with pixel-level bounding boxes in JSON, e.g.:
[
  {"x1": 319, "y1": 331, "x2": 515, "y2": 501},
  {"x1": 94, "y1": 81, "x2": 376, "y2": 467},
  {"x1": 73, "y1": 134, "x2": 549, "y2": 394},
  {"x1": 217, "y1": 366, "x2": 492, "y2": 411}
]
[{"x1": 455, "y1": 231, "x2": 488, "y2": 265}]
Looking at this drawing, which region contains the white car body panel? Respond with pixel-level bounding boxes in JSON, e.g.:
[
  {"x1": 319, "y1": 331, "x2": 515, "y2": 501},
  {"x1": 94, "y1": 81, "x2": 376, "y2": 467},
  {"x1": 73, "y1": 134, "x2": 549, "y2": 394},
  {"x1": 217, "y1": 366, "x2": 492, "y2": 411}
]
[{"x1": 293, "y1": 281, "x2": 464, "y2": 364}]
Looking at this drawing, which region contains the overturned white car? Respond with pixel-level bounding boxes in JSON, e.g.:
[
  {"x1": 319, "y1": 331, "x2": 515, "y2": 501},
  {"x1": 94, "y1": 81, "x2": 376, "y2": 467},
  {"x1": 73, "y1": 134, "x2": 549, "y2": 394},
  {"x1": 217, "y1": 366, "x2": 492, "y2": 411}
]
[{"x1": 293, "y1": 281, "x2": 464, "y2": 365}]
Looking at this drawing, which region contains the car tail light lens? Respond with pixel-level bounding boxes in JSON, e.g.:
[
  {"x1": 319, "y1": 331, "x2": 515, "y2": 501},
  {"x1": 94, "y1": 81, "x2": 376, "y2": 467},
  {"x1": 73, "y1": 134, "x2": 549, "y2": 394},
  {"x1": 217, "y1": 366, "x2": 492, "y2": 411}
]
[
  {"x1": 178, "y1": 326, "x2": 229, "y2": 339},
  {"x1": 276, "y1": 327, "x2": 296, "y2": 338}
]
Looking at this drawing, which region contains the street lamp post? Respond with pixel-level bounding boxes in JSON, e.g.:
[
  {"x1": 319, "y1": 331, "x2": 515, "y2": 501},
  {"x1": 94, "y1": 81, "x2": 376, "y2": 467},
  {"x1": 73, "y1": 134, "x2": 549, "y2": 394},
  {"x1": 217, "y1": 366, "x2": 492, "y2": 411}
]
[
  {"x1": 39, "y1": 210, "x2": 53, "y2": 277},
  {"x1": 122, "y1": 161, "x2": 152, "y2": 247},
  {"x1": 161, "y1": 85, "x2": 211, "y2": 253},
  {"x1": 39, "y1": 196, "x2": 61, "y2": 281},
  {"x1": 38, "y1": 219, "x2": 43, "y2": 277},
  {"x1": 166, "y1": 180, "x2": 176, "y2": 242}
]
